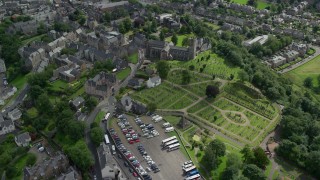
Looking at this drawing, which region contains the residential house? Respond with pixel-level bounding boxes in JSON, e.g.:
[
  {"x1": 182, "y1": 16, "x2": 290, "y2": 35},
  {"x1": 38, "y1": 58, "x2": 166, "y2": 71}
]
[
  {"x1": 284, "y1": 50, "x2": 300, "y2": 62},
  {"x1": 24, "y1": 152, "x2": 70, "y2": 180},
  {"x1": 85, "y1": 72, "x2": 116, "y2": 98},
  {"x1": 147, "y1": 76, "x2": 161, "y2": 88},
  {"x1": 127, "y1": 78, "x2": 144, "y2": 90},
  {"x1": 15, "y1": 132, "x2": 31, "y2": 147},
  {"x1": 0, "y1": 119, "x2": 15, "y2": 135},
  {"x1": 131, "y1": 101, "x2": 147, "y2": 115},
  {"x1": 94, "y1": 1, "x2": 129, "y2": 13},
  {"x1": 74, "y1": 111, "x2": 86, "y2": 121},
  {"x1": 268, "y1": 55, "x2": 286, "y2": 68},
  {"x1": 8, "y1": 108, "x2": 22, "y2": 121},
  {"x1": 70, "y1": 96, "x2": 85, "y2": 110},
  {"x1": 56, "y1": 167, "x2": 81, "y2": 180},
  {"x1": 163, "y1": 16, "x2": 180, "y2": 30},
  {"x1": 291, "y1": 43, "x2": 309, "y2": 56},
  {"x1": 97, "y1": 143, "x2": 115, "y2": 179}
]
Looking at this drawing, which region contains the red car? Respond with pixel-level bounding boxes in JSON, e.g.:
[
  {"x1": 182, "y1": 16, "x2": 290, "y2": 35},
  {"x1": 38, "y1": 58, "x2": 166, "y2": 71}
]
[
  {"x1": 129, "y1": 140, "x2": 135, "y2": 144},
  {"x1": 135, "y1": 139, "x2": 140, "y2": 142},
  {"x1": 132, "y1": 172, "x2": 138, "y2": 177},
  {"x1": 126, "y1": 154, "x2": 133, "y2": 158}
]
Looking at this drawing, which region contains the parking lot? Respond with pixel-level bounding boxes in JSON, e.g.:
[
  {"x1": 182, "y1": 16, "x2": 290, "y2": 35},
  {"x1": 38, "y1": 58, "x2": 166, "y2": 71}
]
[{"x1": 111, "y1": 114, "x2": 188, "y2": 180}]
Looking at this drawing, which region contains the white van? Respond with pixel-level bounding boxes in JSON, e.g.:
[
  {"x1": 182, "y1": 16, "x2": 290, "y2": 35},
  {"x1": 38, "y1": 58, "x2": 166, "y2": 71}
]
[
  {"x1": 154, "y1": 116, "x2": 163, "y2": 123},
  {"x1": 165, "y1": 127, "x2": 174, "y2": 133},
  {"x1": 163, "y1": 122, "x2": 171, "y2": 128}
]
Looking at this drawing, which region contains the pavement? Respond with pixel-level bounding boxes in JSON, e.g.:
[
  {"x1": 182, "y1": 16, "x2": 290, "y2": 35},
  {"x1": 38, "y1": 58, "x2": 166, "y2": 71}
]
[
  {"x1": 278, "y1": 45, "x2": 320, "y2": 74},
  {"x1": 110, "y1": 115, "x2": 188, "y2": 180}
]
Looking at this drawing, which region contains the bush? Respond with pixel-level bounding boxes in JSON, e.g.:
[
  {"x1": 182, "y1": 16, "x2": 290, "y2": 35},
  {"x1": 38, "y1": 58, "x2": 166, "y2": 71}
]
[{"x1": 26, "y1": 154, "x2": 37, "y2": 166}]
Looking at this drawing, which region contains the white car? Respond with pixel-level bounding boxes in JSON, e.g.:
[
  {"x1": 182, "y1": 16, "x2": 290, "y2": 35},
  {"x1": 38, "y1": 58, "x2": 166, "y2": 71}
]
[{"x1": 146, "y1": 167, "x2": 151, "y2": 172}]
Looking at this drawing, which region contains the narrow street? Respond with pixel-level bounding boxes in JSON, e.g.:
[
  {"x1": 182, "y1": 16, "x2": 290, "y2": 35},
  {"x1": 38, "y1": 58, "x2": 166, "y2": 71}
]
[{"x1": 84, "y1": 49, "x2": 144, "y2": 179}]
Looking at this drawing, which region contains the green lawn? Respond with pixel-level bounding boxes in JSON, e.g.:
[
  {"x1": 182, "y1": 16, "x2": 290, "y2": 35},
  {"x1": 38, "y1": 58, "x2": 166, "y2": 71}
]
[
  {"x1": 128, "y1": 53, "x2": 138, "y2": 64},
  {"x1": 116, "y1": 68, "x2": 131, "y2": 81},
  {"x1": 50, "y1": 80, "x2": 69, "y2": 91},
  {"x1": 12, "y1": 153, "x2": 36, "y2": 180},
  {"x1": 27, "y1": 107, "x2": 38, "y2": 118},
  {"x1": 11, "y1": 73, "x2": 30, "y2": 90},
  {"x1": 21, "y1": 34, "x2": 46, "y2": 45},
  {"x1": 165, "y1": 34, "x2": 195, "y2": 47},
  {"x1": 205, "y1": 22, "x2": 220, "y2": 30},
  {"x1": 164, "y1": 116, "x2": 181, "y2": 126},
  {"x1": 284, "y1": 54, "x2": 320, "y2": 87},
  {"x1": 95, "y1": 111, "x2": 106, "y2": 124},
  {"x1": 231, "y1": 0, "x2": 270, "y2": 9},
  {"x1": 168, "y1": 51, "x2": 240, "y2": 80}
]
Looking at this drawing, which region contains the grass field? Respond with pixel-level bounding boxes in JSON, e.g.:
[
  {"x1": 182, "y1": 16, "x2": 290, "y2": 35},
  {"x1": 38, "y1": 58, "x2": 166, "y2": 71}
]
[
  {"x1": 95, "y1": 111, "x2": 106, "y2": 124},
  {"x1": 116, "y1": 68, "x2": 131, "y2": 81},
  {"x1": 231, "y1": 0, "x2": 270, "y2": 9},
  {"x1": 165, "y1": 34, "x2": 195, "y2": 47},
  {"x1": 284, "y1": 54, "x2": 320, "y2": 87},
  {"x1": 205, "y1": 22, "x2": 220, "y2": 30},
  {"x1": 168, "y1": 51, "x2": 240, "y2": 79},
  {"x1": 128, "y1": 53, "x2": 138, "y2": 64}
]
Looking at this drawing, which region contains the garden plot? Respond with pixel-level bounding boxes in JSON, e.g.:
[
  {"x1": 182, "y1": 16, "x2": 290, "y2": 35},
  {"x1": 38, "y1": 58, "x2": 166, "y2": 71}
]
[
  {"x1": 168, "y1": 51, "x2": 240, "y2": 79},
  {"x1": 244, "y1": 111, "x2": 270, "y2": 130},
  {"x1": 184, "y1": 81, "x2": 221, "y2": 97},
  {"x1": 187, "y1": 101, "x2": 209, "y2": 113},
  {"x1": 213, "y1": 98, "x2": 244, "y2": 112},
  {"x1": 196, "y1": 106, "x2": 228, "y2": 127},
  {"x1": 167, "y1": 69, "x2": 211, "y2": 85},
  {"x1": 131, "y1": 82, "x2": 198, "y2": 109}
]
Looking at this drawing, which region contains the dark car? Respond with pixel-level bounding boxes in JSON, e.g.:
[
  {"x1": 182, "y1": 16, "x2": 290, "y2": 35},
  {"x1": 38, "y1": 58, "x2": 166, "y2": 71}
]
[
  {"x1": 129, "y1": 168, "x2": 134, "y2": 173},
  {"x1": 124, "y1": 162, "x2": 129, "y2": 167}
]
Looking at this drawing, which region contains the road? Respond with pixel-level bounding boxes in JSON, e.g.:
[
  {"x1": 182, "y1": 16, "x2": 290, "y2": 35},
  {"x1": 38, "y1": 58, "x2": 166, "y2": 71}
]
[
  {"x1": 278, "y1": 45, "x2": 320, "y2": 74},
  {"x1": 84, "y1": 49, "x2": 144, "y2": 179},
  {"x1": 1, "y1": 84, "x2": 29, "y2": 114}
]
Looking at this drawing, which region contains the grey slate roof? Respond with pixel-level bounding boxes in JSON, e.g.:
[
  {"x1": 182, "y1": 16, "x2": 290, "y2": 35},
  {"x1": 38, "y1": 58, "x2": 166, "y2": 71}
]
[
  {"x1": 0, "y1": 59, "x2": 6, "y2": 73},
  {"x1": 0, "y1": 120, "x2": 14, "y2": 129},
  {"x1": 150, "y1": 76, "x2": 161, "y2": 83},
  {"x1": 72, "y1": 96, "x2": 84, "y2": 108},
  {"x1": 15, "y1": 132, "x2": 31, "y2": 144}
]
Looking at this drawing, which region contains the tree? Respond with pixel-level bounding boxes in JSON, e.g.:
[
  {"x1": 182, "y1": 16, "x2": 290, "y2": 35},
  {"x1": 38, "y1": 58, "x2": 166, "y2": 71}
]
[
  {"x1": 159, "y1": 30, "x2": 165, "y2": 41},
  {"x1": 202, "y1": 139, "x2": 226, "y2": 170},
  {"x1": 118, "y1": 23, "x2": 126, "y2": 34},
  {"x1": 182, "y1": 37, "x2": 190, "y2": 47},
  {"x1": 305, "y1": 151, "x2": 320, "y2": 179},
  {"x1": 206, "y1": 85, "x2": 220, "y2": 98},
  {"x1": 156, "y1": 60, "x2": 170, "y2": 79},
  {"x1": 26, "y1": 154, "x2": 37, "y2": 166},
  {"x1": 226, "y1": 153, "x2": 242, "y2": 169},
  {"x1": 68, "y1": 121, "x2": 85, "y2": 141},
  {"x1": 253, "y1": 147, "x2": 270, "y2": 169},
  {"x1": 123, "y1": 18, "x2": 132, "y2": 32},
  {"x1": 189, "y1": 65, "x2": 195, "y2": 71},
  {"x1": 221, "y1": 166, "x2": 239, "y2": 180},
  {"x1": 243, "y1": 164, "x2": 267, "y2": 180},
  {"x1": 36, "y1": 93, "x2": 53, "y2": 115},
  {"x1": 247, "y1": 0, "x2": 258, "y2": 7},
  {"x1": 172, "y1": 33, "x2": 178, "y2": 45},
  {"x1": 304, "y1": 77, "x2": 313, "y2": 88},
  {"x1": 90, "y1": 127, "x2": 104, "y2": 147},
  {"x1": 182, "y1": 70, "x2": 191, "y2": 84},
  {"x1": 104, "y1": 12, "x2": 111, "y2": 23},
  {"x1": 238, "y1": 70, "x2": 249, "y2": 82},
  {"x1": 241, "y1": 145, "x2": 254, "y2": 164},
  {"x1": 147, "y1": 102, "x2": 157, "y2": 112},
  {"x1": 85, "y1": 96, "x2": 98, "y2": 112},
  {"x1": 65, "y1": 140, "x2": 94, "y2": 171},
  {"x1": 29, "y1": 85, "x2": 44, "y2": 100}
]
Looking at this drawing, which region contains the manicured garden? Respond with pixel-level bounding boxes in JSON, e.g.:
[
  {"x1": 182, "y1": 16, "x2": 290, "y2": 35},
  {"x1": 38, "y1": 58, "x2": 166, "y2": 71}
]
[
  {"x1": 165, "y1": 34, "x2": 195, "y2": 47},
  {"x1": 168, "y1": 51, "x2": 240, "y2": 79},
  {"x1": 131, "y1": 82, "x2": 198, "y2": 109},
  {"x1": 285, "y1": 54, "x2": 320, "y2": 87}
]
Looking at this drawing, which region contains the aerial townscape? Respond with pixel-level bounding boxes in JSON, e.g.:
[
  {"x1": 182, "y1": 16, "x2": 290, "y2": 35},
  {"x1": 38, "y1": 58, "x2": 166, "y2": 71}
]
[{"x1": 1, "y1": 0, "x2": 320, "y2": 179}]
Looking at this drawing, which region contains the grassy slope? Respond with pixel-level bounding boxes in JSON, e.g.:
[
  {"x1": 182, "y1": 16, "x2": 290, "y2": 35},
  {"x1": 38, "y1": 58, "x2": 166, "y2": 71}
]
[
  {"x1": 284, "y1": 54, "x2": 320, "y2": 87},
  {"x1": 231, "y1": 0, "x2": 270, "y2": 9},
  {"x1": 128, "y1": 53, "x2": 138, "y2": 64},
  {"x1": 116, "y1": 68, "x2": 131, "y2": 81},
  {"x1": 165, "y1": 34, "x2": 195, "y2": 47}
]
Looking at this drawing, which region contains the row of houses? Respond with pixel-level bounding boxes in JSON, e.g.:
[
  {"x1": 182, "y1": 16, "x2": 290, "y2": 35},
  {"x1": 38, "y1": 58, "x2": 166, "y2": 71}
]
[{"x1": 267, "y1": 43, "x2": 309, "y2": 68}]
